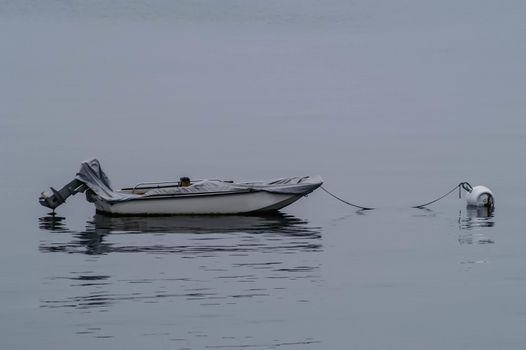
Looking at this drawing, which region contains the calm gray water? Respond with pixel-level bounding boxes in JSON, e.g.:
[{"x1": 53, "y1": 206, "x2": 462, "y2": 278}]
[{"x1": 1, "y1": 1, "x2": 526, "y2": 349}]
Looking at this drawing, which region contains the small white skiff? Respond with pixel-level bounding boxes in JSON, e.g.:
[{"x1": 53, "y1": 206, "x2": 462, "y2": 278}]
[{"x1": 39, "y1": 159, "x2": 323, "y2": 215}]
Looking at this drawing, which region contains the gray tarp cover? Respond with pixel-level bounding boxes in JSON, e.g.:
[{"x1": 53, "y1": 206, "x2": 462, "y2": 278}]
[
  {"x1": 75, "y1": 158, "x2": 137, "y2": 201},
  {"x1": 76, "y1": 158, "x2": 321, "y2": 203}
]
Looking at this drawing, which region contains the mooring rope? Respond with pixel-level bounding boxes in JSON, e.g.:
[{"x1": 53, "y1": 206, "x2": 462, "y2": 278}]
[
  {"x1": 322, "y1": 182, "x2": 473, "y2": 210},
  {"x1": 320, "y1": 186, "x2": 374, "y2": 210},
  {"x1": 412, "y1": 182, "x2": 473, "y2": 209}
]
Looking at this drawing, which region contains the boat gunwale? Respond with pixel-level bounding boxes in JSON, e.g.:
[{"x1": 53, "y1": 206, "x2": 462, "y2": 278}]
[
  {"x1": 108, "y1": 181, "x2": 322, "y2": 204},
  {"x1": 106, "y1": 188, "x2": 263, "y2": 204}
]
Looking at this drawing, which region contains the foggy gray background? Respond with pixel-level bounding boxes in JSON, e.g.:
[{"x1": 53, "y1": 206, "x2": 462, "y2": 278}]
[{"x1": 1, "y1": 1, "x2": 525, "y2": 349}]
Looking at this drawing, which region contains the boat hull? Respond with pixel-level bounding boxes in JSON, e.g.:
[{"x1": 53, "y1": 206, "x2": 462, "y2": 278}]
[{"x1": 94, "y1": 191, "x2": 307, "y2": 215}]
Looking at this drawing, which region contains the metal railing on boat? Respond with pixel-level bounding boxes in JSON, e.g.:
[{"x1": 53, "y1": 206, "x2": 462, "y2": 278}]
[{"x1": 123, "y1": 179, "x2": 233, "y2": 194}]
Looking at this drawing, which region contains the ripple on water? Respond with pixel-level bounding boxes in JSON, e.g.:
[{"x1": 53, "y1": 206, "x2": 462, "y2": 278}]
[
  {"x1": 39, "y1": 213, "x2": 322, "y2": 255},
  {"x1": 458, "y1": 207, "x2": 496, "y2": 245},
  {"x1": 38, "y1": 213, "x2": 323, "y2": 346}
]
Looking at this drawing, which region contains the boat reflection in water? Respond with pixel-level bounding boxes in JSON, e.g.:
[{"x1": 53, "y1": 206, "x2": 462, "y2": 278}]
[
  {"x1": 38, "y1": 215, "x2": 71, "y2": 233},
  {"x1": 39, "y1": 213, "x2": 322, "y2": 255},
  {"x1": 90, "y1": 213, "x2": 319, "y2": 235},
  {"x1": 458, "y1": 206, "x2": 495, "y2": 244}
]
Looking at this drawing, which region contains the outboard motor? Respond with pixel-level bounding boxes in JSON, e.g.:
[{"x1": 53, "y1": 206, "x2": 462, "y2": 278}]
[
  {"x1": 465, "y1": 185, "x2": 494, "y2": 208},
  {"x1": 39, "y1": 179, "x2": 87, "y2": 210}
]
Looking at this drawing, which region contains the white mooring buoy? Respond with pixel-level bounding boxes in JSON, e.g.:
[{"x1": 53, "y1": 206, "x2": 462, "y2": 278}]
[{"x1": 465, "y1": 185, "x2": 494, "y2": 208}]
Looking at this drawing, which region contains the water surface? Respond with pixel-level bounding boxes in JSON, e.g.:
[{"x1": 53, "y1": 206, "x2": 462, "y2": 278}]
[{"x1": 1, "y1": 1, "x2": 526, "y2": 349}]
